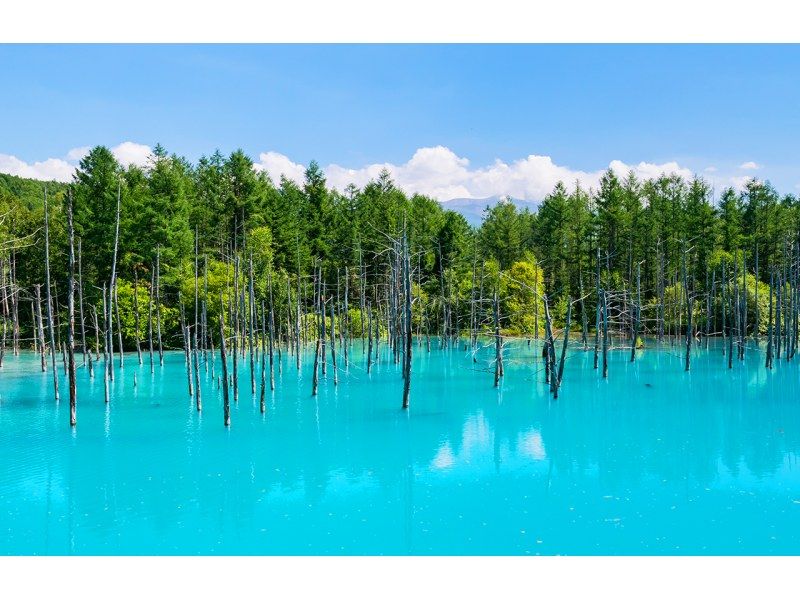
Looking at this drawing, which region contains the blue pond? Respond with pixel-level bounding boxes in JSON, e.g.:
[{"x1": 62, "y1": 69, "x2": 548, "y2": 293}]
[{"x1": 0, "y1": 338, "x2": 799, "y2": 555}]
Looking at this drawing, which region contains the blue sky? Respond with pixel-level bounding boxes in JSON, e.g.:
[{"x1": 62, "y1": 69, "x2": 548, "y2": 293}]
[{"x1": 2, "y1": 44, "x2": 799, "y2": 200}]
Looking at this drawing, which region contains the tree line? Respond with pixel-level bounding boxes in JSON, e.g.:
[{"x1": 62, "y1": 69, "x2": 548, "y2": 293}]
[{"x1": 1, "y1": 144, "x2": 799, "y2": 356}]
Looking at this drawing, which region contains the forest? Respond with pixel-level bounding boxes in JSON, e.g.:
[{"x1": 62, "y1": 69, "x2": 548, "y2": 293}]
[
  {"x1": 2, "y1": 144, "x2": 800, "y2": 418},
  {"x1": 2, "y1": 144, "x2": 798, "y2": 343}
]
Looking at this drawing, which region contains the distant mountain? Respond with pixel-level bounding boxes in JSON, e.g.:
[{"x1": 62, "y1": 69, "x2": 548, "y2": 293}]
[{"x1": 440, "y1": 196, "x2": 539, "y2": 227}]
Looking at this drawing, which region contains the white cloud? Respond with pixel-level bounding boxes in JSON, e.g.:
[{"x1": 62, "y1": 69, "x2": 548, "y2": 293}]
[
  {"x1": 257, "y1": 145, "x2": 699, "y2": 203},
  {"x1": 66, "y1": 146, "x2": 91, "y2": 161},
  {"x1": 729, "y1": 175, "x2": 755, "y2": 190},
  {"x1": 0, "y1": 154, "x2": 75, "y2": 182},
  {"x1": 254, "y1": 151, "x2": 306, "y2": 185},
  {"x1": 1, "y1": 142, "x2": 760, "y2": 202},
  {"x1": 110, "y1": 141, "x2": 152, "y2": 168},
  {"x1": 0, "y1": 141, "x2": 153, "y2": 183},
  {"x1": 739, "y1": 161, "x2": 760, "y2": 170}
]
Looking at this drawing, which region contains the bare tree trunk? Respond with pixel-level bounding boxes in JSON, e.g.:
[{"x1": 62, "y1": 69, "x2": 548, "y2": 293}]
[
  {"x1": 682, "y1": 243, "x2": 692, "y2": 372},
  {"x1": 554, "y1": 299, "x2": 572, "y2": 399},
  {"x1": 11, "y1": 251, "x2": 20, "y2": 356},
  {"x1": 148, "y1": 265, "x2": 155, "y2": 374},
  {"x1": 102, "y1": 284, "x2": 110, "y2": 403},
  {"x1": 43, "y1": 188, "x2": 60, "y2": 400},
  {"x1": 594, "y1": 247, "x2": 601, "y2": 370},
  {"x1": 367, "y1": 303, "x2": 373, "y2": 374},
  {"x1": 268, "y1": 271, "x2": 275, "y2": 392},
  {"x1": 493, "y1": 291, "x2": 502, "y2": 387},
  {"x1": 114, "y1": 283, "x2": 124, "y2": 369},
  {"x1": 67, "y1": 190, "x2": 77, "y2": 425},
  {"x1": 35, "y1": 286, "x2": 45, "y2": 371},
  {"x1": 602, "y1": 290, "x2": 609, "y2": 379},
  {"x1": 155, "y1": 246, "x2": 164, "y2": 366},
  {"x1": 312, "y1": 336, "x2": 321, "y2": 396},
  {"x1": 232, "y1": 255, "x2": 239, "y2": 401},
  {"x1": 179, "y1": 293, "x2": 193, "y2": 397},
  {"x1": 631, "y1": 263, "x2": 641, "y2": 362},
  {"x1": 402, "y1": 228, "x2": 412, "y2": 409},
  {"x1": 107, "y1": 181, "x2": 121, "y2": 379},
  {"x1": 248, "y1": 252, "x2": 256, "y2": 394},
  {"x1": 31, "y1": 302, "x2": 38, "y2": 355},
  {"x1": 543, "y1": 294, "x2": 556, "y2": 392},
  {"x1": 343, "y1": 266, "x2": 349, "y2": 368},
  {"x1": 260, "y1": 301, "x2": 267, "y2": 413},
  {"x1": 320, "y1": 278, "x2": 327, "y2": 376},
  {"x1": 193, "y1": 326, "x2": 202, "y2": 411},
  {"x1": 359, "y1": 242, "x2": 366, "y2": 349},
  {"x1": 220, "y1": 296, "x2": 230, "y2": 427},
  {"x1": 91, "y1": 304, "x2": 100, "y2": 368},
  {"x1": 330, "y1": 297, "x2": 338, "y2": 386},
  {"x1": 127, "y1": 268, "x2": 139, "y2": 366},
  {"x1": 767, "y1": 268, "x2": 774, "y2": 369},
  {"x1": 0, "y1": 259, "x2": 7, "y2": 369}
]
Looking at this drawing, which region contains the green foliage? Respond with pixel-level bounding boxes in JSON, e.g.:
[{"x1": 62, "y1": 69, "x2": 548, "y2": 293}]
[
  {"x1": 500, "y1": 254, "x2": 545, "y2": 335},
  {"x1": 4, "y1": 143, "x2": 800, "y2": 350}
]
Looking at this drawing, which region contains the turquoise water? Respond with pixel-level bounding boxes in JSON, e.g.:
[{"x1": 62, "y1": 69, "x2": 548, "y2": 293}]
[{"x1": 1, "y1": 338, "x2": 799, "y2": 555}]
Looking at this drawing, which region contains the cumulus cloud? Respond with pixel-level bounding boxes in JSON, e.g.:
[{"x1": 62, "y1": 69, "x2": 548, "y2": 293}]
[
  {"x1": 111, "y1": 141, "x2": 152, "y2": 168},
  {"x1": 254, "y1": 151, "x2": 307, "y2": 185},
  {"x1": 0, "y1": 154, "x2": 75, "y2": 182},
  {"x1": 0, "y1": 141, "x2": 153, "y2": 183},
  {"x1": 66, "y1": 146, "x2": 91, "y2": 161},
  {"x1": 256, "y1": 145, "x2": 699, "y2": 203},
  {"x1": 1, "y1": 142, "x2": 760, "y2": 201}
]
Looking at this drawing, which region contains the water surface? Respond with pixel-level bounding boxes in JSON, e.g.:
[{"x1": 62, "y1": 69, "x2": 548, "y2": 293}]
[{"x1": 1, "y1": 338, "x2": 798, "y2": 555}]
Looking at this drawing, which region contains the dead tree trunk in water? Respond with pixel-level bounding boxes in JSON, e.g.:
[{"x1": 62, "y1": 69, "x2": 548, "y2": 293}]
[
  {"x1": 34, "y1": 285, "x2": 46, "y2": 372},
  {"x1": 155, "y1": 247, "x2": 164, "y2": 366},
  {"x1": 312, "y1": 336, "x2": 321, "y2": 396},
  {"x1": 579, "y1": 272, "x2": 588, "y2": 349},
  {"x1": 107, "y1": 181, "x2": 121, "y2": 379},
  {"x1": 682, "y1": 244, "x2": 692, "y2": 372},
  {"x1": 767, "y1": 269, "x2": 774, "y2": 369},
  {"x1": 602, "y1": 290, "x2": 609, "y2": 379},
  {"x1": 248, "y1": 252, "x2": 256, "y2": 394},
  {"x1": 219, "y1": 297, "x2": 230, "y2": 427},
  {"x1": 343, "y1": 266, "x2": 349, "y2": 368},
  {"x1": 147, "y1": 266, "x2": 155, "y2": 373},
  {"x1": 593, "y1": 247, "x2": 601, "y2": 370},
  {"x1": 268, "y1": 272, "x2": 275, "y2": 392},
  {"x1": 0, "y1": 260, "x2": 7, "y2": 368},
  {"x1": 11, "y1": 251, "x2": 20, "y2": 356},
  {"x1": 631, "y1": 263, "x2": 641, "y2": 362},
  {"x1": 102, "y1": 284, "x2": 110, "y2": 403},
  {"x1": 402, "y1": 228, "x2": 412, "y2": 409},
  {"x1": 259, "y1": 302, "x2": 267, "y2": 414},
  {"x1": 43, "y1": 188, "x2": 59, "y2": 400},
  {"x1": 543, "y1": 294, "x2": 556, "y2": 393},
  {"x1": 179, "y1": 293, "x2": 193, "y2": 397},
  {"x1": 114, "y1": 284, "x2": 124, "y2": 370},
  {"x1": 554, "y1": 299, "x2": 572, "y2": 400},
  {"x1": 367, "y1": 303, "x2": 374, "y2": 374},
  {"x1": 90, "y1": 306, "x2": 99, "y2": 381},
  {"x1": 330, "y1": 298, "x2": 338, "y2": 386},
  {"x1": 232, "y1": 255, "x2": 240, "y2": 402},
  {"x1": 67, "y1": 190, "x2": 77, "y2": 426},
  {"x1": 493, "y1": 291, "x2": 502, "y2": 387},
  {"x1": 193, "y1": 326, "x2": 202, "y2": 411},
  {"x1": 133, "y1": 268, "x2": 142, "y2": 365}
]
